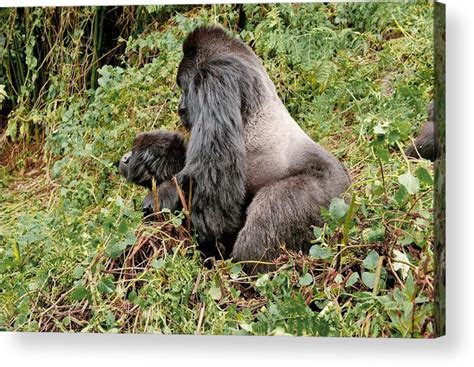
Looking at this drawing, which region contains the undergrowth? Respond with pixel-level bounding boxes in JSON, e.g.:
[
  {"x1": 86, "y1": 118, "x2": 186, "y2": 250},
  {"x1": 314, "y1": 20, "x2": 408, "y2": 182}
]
[{"x1": 0, "y1": 3, "x2": 435, "y2": 337}]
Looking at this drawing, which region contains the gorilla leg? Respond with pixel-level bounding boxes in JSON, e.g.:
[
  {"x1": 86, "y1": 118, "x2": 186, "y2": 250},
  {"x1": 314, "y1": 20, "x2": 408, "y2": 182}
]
[{"x1": 231, "y1": 175, "x2": 331, "y2": 274}]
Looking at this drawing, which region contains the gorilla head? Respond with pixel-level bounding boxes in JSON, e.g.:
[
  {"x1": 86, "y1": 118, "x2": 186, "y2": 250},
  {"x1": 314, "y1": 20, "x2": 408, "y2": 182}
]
[
  {"x1": 176, "y1": 27, "x2": 265, "y2": 132},
  {"x1": 119, "y1": 130, "x2": 186, "y2": 216},
  {"x1": 119, "y1": 130, "x2": 186, "y2": 189}
]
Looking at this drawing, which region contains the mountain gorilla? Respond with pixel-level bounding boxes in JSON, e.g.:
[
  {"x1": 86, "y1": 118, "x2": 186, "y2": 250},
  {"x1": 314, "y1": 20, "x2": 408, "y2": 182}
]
[
  {"x1": 405, "y1": 101, "x2": 439, "y2": 162},
  {"x1": 119, "y1": 26, "x2": 351, "y2": 273}
]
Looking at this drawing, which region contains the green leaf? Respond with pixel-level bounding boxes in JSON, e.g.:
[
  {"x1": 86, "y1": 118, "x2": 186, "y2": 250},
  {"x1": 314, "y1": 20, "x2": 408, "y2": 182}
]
[
  {"x1": 361, "y1": 272, "x2": 376, "y2": 289},
  {"x1": 374, "y1": 145, "x2": 390, "y2": 162},
  {"x1": 309, "y1": 244, "x2": 332, "y2": 259},
  {"x1": 298, "y1": 273, "x2": 313, "y2": 286},
  {"x1": 98, "y1": 277, "x2": 115, "y2": 294},
  {"x1": 398, "y1": 171, "x2": 420, "y2": 195},
  {"x1": 404, "y1": 272, "x2": 415, "y2": 300},
  {"x1": 312, "y1": 226, "x2": 322, "y2": 240},
  {"x1": 394, "y1": 185, "x2": 408, "y2": 206},
  {"x1": 127, "y1": 290, "x2": 137, "y2": 302},
  {"x1": 171, "y1": 216, "x2": 182, "y2": 227},
  {"x1": 6, "y1": 120, "x2": 17, "y2": 139},
  {"x1": 70, "y1": 286, "x2": 90, "y2": 301},
  {"x1": 73, "y1": 265, "x2": 85, "y2": 279},
  {"x1": 415, "y1": 166, "x2": 433, "y2": 186},
  {"x1": 105, "y1": 241, "x2": 128, "y2": 259},
  {"x1": 363, "y1": 250, "x2": 379, "y2": 270},
  {"x1": 230, "y1": 263, "x2": 242, "y2": 275},
  {"x1": 51, "y1": 157, "x2": 70, "y2": 180},
  {"x1": 387, "y1": 130, "x2": 401, "y2": 144},
  {"x1": 398, "y1": 234, "x2": 414, "y2": 246},
  {"x1": 255, "y1": 274, "x2": 270, "y2": 288},
  {"x1": 117, "y1": 220, "x2": 128, "y2": 234},
  {"x1": 329, "y1": 197, "x2": 349, "y2": 220},
  {"x1": 105, "y1": 233, "x2": 136, "y2": 259},
  {"x1": 346, "y1": 272, "x2": 360, "y2": 287},
  {"x1": 366, "y1": 226, "x2": 385, "y2": 243},
  {"x1": 209, "y1": 286, "x2": 222, "y2": 301},
  {"x1": 151, "y1": 259, "x2": 164, "y2": 269},
  {"x1": 334, "y1": 274, "x2": 343, "y2": 284},
  {"x1": 62, "y1": 316, "x2": 71, "y2": 327}
]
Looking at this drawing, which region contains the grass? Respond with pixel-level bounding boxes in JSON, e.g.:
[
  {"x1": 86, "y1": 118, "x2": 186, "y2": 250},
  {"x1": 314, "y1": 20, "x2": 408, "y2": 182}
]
[{"x1": 0, "y1": 2, "x2": 436, "y2": 336}]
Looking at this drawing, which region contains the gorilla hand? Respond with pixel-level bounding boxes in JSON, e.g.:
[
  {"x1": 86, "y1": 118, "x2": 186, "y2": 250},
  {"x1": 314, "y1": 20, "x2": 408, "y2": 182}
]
[{"x1": 142, "y1": 181, "x2": 181, "y2": 218}]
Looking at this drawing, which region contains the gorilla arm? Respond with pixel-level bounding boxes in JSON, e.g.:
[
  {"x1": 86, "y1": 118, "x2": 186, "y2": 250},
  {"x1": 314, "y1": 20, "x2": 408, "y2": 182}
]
[{"x1": 176, "y1": 58, "x2": 251, "y2": 243}]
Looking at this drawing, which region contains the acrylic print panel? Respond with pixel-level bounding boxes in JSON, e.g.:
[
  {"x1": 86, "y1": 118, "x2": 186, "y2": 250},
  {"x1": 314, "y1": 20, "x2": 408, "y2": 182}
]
[{"x1": 0, "y1": 2, "x2": 445, "y2": 337}]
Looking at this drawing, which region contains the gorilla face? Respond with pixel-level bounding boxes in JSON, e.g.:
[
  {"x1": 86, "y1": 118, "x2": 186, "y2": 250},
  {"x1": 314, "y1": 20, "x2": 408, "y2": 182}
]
[
  {"x1": 119, "y1": 149, "x2": 153, "y2": 188},
  {"x1": 118, "y1": 130, "x2": 187, "y2": 217},
  {"x1": 118, "y1": 151, "x2": 132, "y2": 177}
]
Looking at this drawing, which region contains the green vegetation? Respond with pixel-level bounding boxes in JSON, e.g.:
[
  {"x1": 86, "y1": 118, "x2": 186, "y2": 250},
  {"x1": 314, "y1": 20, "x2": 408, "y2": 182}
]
[{"x1": 0, "y1": 3, "x2": 435, "y2": 336}]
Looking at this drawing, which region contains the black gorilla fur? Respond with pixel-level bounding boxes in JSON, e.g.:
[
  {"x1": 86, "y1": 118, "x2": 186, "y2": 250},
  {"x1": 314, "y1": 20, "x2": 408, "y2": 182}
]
[
  {"x1": 119, "y1": 26, "x2": 351, "y2": 273},
  {"x1": 118, "y1": 130, "x2": 185, "y2": 216},
  {"x1": 405, "y1": 101, "x2": 439, "y2": 162}
]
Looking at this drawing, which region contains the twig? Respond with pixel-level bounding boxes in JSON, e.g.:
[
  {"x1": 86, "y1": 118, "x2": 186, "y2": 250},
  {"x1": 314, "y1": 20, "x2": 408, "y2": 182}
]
[
  {"x1": 191, "y1": 271, "x2": 202, "y2": 300},
  {"x1": 196, "y1": 303, "x2": 206, "y2": 335},
  {"x1": 172, "y1": 176, "x2": 188, "y2": 212},
  {"x1": 387, "y1": 257, "x2": 405, "y2": 288},
  {"x1": 187, "y1": 177, "x2": 193, "y2": 233},
  {"x1": 377, "y1": 156, "x2": 388, "y2": 200},
  {"x1": 151, "y1": 177, "x2": 161, "y2": 219},
  {"x1": 372, "y1": 255, "x2": 385, "y2": 295}
]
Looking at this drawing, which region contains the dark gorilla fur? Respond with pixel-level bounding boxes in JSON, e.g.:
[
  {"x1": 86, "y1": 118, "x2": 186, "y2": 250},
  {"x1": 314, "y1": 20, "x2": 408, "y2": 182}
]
[
  {"x1": 405, "y1": 101, "x2": 439, "y2": 162},
  {"x1": 119, "y1": 130, "x2": 186, "y2": 215},
  {"x1": 120, "y1": 26, "x2": 351, "y2": 273},
  {"x1": 119, "y1": 130, "x2": 185, "y2": 188}
]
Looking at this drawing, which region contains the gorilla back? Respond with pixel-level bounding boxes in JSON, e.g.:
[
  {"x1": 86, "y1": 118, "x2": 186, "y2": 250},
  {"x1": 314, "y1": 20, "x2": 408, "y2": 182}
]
[{"x1": 175, "y1": 26, "x2": 351, "y2": 273}]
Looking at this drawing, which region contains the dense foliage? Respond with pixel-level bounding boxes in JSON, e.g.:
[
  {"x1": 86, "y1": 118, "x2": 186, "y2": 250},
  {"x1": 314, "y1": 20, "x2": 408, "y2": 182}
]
[{"x1": 0, "y1": 3, "x2": 435, "y2": 336}]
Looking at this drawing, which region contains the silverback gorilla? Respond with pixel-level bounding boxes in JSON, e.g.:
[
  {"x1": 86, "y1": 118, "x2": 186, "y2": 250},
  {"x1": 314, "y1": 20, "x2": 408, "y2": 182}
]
[{"x1": 119, "y1": 26, "x2": 351, "y2": 272}]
